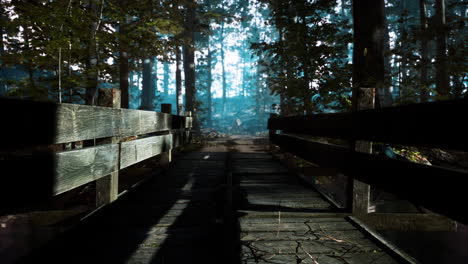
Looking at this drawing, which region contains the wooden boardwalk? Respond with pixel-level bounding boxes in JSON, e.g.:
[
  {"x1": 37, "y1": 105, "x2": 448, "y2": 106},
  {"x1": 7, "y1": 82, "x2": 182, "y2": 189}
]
[
  {"x1": 229, "y1": 138, "x2": 400, "y2": 264},
  {"x1": 21, "y1": 136, "x2": 403, "y2": 264}
]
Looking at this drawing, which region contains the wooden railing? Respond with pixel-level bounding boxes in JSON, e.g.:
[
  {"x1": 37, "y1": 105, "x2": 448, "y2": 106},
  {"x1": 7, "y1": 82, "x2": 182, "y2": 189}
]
[
  {"x1": 268, "y1": 98, "x2": 468, "y2": 229},
  {"x1": 0, "y1": 89, "x2": 192, "y2": 213}
]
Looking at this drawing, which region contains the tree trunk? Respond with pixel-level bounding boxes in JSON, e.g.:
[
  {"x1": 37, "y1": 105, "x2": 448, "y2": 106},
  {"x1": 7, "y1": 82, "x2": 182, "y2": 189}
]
[
  {"x1": 119, "y1": 19, "x2": 129, "y2": 108},
  {"x1": 399, "y1": 1, "x2": 409, "y2": 99},
  {"x1": 419, "y1": 0, "x2": 430, "y2": 102},
  {"x1": 140, "y1": 58, "x2": 156, "y2": 110},
  {"x1": 341, "y1": 0, "x2": 346, "y2": 16},
  {"x1": 220, "y1": 22, "x2": 227, "y2": 114},
  {"x1": 0, "y1": 6, "x2": 6, "y2": 94},
  {"x1": 183, "y1": 1, "x2": 197, "y2": 129},
  {"x1": 175, "y1": 46, "x2": 183, "y2": 115},
  {"x1": 206, "y1": 44, "x2": 213, "y2": 127},
  {"x1": 435, "y1": 0, "x2": 450, "y2": 97},
  {"x1": 301, "y1": 15, "x2": 313, "y2": 114},
  {"x1": 451, "y1": 1, "x2": 465, "y2": 99},
  {"x1": 381, "y1": 6, "x2": 393, "y2": 107},
  {"x1": 163, "y1": 61, "x2": 170, "y2": 98},
  {"x1": 85, "y1": 0, "x2": 99, "y2": 105},
  {"x1": 352, "y1": 0, "x2": 385, "y2": 109}
]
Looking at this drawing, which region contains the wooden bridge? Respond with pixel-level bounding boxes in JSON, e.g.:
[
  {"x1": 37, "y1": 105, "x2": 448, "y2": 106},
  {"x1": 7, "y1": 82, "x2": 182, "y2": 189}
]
[{"x1": 1, "y1": 91, "x2": 467, "y2": 264}]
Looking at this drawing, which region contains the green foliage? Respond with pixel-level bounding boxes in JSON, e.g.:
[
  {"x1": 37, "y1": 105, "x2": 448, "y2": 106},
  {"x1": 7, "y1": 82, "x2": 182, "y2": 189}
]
[
  {"x1": 1, "y1": 0, "x2": 193, "y2": 102},
  {"x1": 251, "y1": 0, "x2": 352, "y2": 115}
]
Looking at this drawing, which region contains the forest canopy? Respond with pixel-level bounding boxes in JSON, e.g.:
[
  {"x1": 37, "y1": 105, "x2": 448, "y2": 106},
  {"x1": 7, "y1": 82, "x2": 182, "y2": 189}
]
[{"x1": 0, "y1": 0, "x2": 466, "y2": 134}]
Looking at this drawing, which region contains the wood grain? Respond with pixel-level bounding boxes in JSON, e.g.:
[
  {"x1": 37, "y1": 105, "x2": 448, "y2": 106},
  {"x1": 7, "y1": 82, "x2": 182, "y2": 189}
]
[
  {"x1": 53, "y1": 144, "x2": 119, "y2": 195},
  {"x1": 268, "y1": 98, "x2": 468, "y2": 151},
  {"x1": 120, "y1": 134, "x2": 173, "y2": 169},
  {"x1": 0, "y1": 98, "x2": 191, "y2": 146}
]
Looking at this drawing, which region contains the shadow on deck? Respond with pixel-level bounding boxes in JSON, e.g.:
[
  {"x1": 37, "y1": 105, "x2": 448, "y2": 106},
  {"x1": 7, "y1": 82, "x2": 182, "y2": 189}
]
[{"x1": 13, "y1": 136, "x2": 408, "y2": 264}]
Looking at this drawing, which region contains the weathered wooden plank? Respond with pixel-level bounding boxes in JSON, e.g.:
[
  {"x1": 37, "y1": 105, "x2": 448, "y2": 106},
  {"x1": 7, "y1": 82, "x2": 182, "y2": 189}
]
[
  {"x1": 240, "y1": 220, "x2": 357, "y2": 232},
  {"x1": 241, "y1": 251, "x2": 398, "y2": 264},
  {"x1": 351, "y1": 88, "x2": 374, "y2": 215},
  {"x1": 96, "y1": 89, "x2": 120, "y2": 206},
  {"x1": 359, "y1": 213, "x2": 456, "y2": 231},
  {"x1": 238, "y1": 211, "x2": 351, "y2": 218},
  {"x1": 120, "y1": 134, "x2": 173, "y2": 169},
  {"x1": 0, "y1": 97, "x2": 192, "y2": 147},
  {"x1": 270, "y1": 133, "x2": 468, "y2": 225},
  {"x1": 269, "y1": 98, "x2": 468, "y2": 151},
  {"x1": 55, "y1": 103, "x2": 121, "y2": 144},
  {"x1": 53, "y1": 144, "x2": 119, "y2": 195}
]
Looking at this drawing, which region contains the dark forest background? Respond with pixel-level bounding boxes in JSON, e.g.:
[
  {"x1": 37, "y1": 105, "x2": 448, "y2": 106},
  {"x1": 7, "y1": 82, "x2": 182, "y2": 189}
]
[{"x1": 0, "y1": 0, "x2": 466, "y2": 134}]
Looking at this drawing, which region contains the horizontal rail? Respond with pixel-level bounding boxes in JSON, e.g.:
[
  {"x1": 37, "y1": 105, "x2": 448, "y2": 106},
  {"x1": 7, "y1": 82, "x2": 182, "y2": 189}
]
[
  {"x1": 0, "y1": 97, "x2": 192, "y2": 214},
  {"x1": 0, "y1": 131, "x2": 190, "y2": 210},
  {"x1": 271, "y1": 133, "x2": 468, "y2": 225},
  {"x1": 0, "y1": 98, "x2": 193, "y2": 147},
  {"x1": 268, "y1": 99, "x2": 468, "y2": 151}
]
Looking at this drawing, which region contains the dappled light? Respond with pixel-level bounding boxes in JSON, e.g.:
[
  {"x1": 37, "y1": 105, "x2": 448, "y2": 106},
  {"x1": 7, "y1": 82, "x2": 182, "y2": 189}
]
[{"x1": 1, "y1": 0, "x2": 467, "y2": 264}]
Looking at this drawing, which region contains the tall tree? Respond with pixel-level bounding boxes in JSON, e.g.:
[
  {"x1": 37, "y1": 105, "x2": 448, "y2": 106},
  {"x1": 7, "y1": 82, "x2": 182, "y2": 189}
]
[
  {"x1": 220, "y1": 21, "x2": 227, "y2": 114},
  {"x1": 140, "y1": 58, "x2": 157, "y2": 110},
  {"x1": 206, "y1": 42, "x2": 213, "y2": 127},
  {"x1": 352, "y1": 0, "x2": 385, "y2": 109},
  {"x1": 163, "y1": 61, "x2": 170, "y2": 98},
  {"x1": 183, "y1": 0, "x2": 197, "y2": 127},
  {"x1": 419, "y1": 0, "x2": 430, "y2": 102},
  {"x1": 119, "y1": 1, "x2": 130, "y2": 109},
  {"x1": 435, "y1": 0, "x2": 450, "y2": 97},
  {"x1": 84, "y1": 0, "x2": 102, "y2": 105},
  {"x1": 175, "y1": 46, "x2": 183, "y2": 115},
  {"x1": 0, "y1": 4, "x2": 6, "y2": 94}
]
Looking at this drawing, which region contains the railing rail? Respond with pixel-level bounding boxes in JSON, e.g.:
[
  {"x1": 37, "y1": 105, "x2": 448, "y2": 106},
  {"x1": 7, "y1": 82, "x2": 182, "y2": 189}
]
[
  {"x1": 269, "y1": 99, "x2": 468, "y2": 151},
  {"x1": 0, "y1": 90, "x2": 192, "y2": 213},
  {"x1": 268, "y1": 98, "x2": 468, "y2": 228}
]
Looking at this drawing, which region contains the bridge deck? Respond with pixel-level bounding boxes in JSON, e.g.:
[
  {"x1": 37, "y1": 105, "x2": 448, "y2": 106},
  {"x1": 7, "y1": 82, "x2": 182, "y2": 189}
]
[{"x1": 22, "y1": 136, "x2": 402, "y2": 264}]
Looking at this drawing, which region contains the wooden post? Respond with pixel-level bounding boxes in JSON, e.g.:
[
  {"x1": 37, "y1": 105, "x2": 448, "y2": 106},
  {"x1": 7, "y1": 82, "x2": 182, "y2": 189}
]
[
  {"x1": 160, "y1": 104, "x2": 172, "y2": 166},
  {"x1": 351, "y1": 88, "x2": 375, "y2": 215},
  {"x1": 161, "y1": 103, "x2": 172, "y2": 115},
  {"x1": 269, "y1": 113, "x2": 278, "y2": 140},
  {"x1": 95, "y1": 89, "x2": 120, "y2": 207},
  {"x1": 269, "y1": 113, "x2": 278, "y2": 152},
  {"x1": 350, "y1": 0, "x2": 383, "y2": 215},
  {"x1": 186, "y1": 111, "x2": 192, "y2": 144}
]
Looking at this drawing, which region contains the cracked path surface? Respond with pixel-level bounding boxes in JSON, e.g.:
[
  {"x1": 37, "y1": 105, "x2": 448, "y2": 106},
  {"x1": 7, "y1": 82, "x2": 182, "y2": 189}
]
[{"x1": 229, "y1": 136, "x2": 401, "y2": 264}]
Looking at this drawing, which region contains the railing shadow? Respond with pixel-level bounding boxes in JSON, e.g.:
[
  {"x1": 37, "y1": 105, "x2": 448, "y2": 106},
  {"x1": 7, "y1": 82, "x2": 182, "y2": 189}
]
[
  {"x1": 18, "y1": 152, "x2": 228, "y2": 264},
  {"x1": 17, "y1": 161, "x2": 190, "y2": 263}
]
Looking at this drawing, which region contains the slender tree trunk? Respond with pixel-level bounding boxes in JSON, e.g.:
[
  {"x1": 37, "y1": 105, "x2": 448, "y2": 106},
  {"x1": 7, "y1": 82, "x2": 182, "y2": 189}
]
[
  {"x1": 175, "y1": 47, "x2": 182, "y2": 115},
  {"x1": 119, "y1": 19, "x2": 129, "y2": 108},
  {"x1": 381, "y1": 7, "x2": 393, "y2": 107},
  {"x1": 0, "y1": 6, "x2": 6, "y2": 94},
  {"x1": 435, "y1": 0, "x2": 450, "y2": 97},
  {"x1": 241, "y1": 44, "x2": 246, "y2": 97},
  {"x1": 85, "y1": 0, "x2": 100, "y2": 105},
  {"x1": 118, "y1": 1, "x2": 129, "y2": 108},
  {"x1": 301, "y1": 15, "x2": 313, "y2": 114},
  {"x1": 183, "y1": 1, "x2": 197, "y2": 129},
  {"x1": 351, "y1": 0, "x2": 385, "y2": 109},
  {"x1": 220, "y1": 22, "x2": 227, "y2": 114},
  {"x1": 399, "y1": 1, "x2": 409, "y2": 98},
  {"x1": 453, "y1": 3, "x2": 466, "y2": 98},
  {"x1": 24, "y1": 27, "x2": 36, "y2": 94},
  {"x1": 140, "y1": 58, "x2": 156, "y2": 110},
  {"x1": 163, "y1": 61, "x2": 169, "y2": 98},
  {"x1": 67, "y1": 42, "x2": 73, "y2": 102},
  {"x1": 419, "y1": 0, "x2": 430, "y2": 102},
  {"x1": 341, "y1": 0, "x2": 346, "y2": 16},
  {"x1": 206, "y1": 45, "x2": 213, "y2": 127}
]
